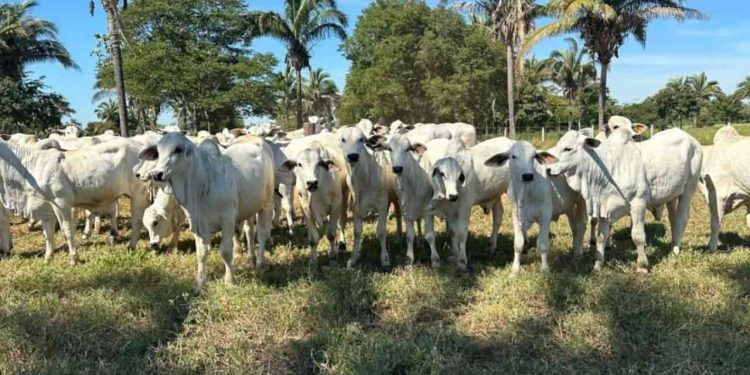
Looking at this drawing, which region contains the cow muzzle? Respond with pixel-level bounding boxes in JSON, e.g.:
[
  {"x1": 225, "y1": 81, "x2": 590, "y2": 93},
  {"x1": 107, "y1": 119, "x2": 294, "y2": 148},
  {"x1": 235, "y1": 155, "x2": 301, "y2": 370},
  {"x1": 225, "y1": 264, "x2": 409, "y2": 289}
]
[
  {"x1": 522, "y1": 173, "x2": 534, "y2": 182},
  {"x1": 306, "y1": 180, "x2": 318, "y2": 192},
  {"x1": 152, "y1": 171, "x2": 165, "y2": 182},
  {"x1": 448, "y1": 194, "x2": 459, "y2": 202},
  {"x1": 392, "y1": 166, "x2": 403, "y2": 174},
  {"x1": 347, "y1": 153, "x2": 359, "y2": 163}
]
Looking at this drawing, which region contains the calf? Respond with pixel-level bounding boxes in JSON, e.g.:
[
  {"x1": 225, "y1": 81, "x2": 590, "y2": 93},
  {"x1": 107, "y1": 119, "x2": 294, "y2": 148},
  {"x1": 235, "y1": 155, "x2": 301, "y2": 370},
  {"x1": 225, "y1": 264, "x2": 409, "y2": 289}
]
[
  {"x1": 369, "y1": 134, "x2": 440, "y2": 268},
  {"x1": 281, "y1": 143, "x2": 346, "y2": 265},
  {"x1": 546, "y1": 129, "x2": 651, "y2": 272},
  {"x1": 429, "y1": 137, "x2": 513, "y2": 271},
  {"x1": 143, "y1": 187, "x2": 186, "y2": 252},
  {"x1": 485, "y1": 141, "x2": 586, "y2": 274},
  {"x1": 139, "y1": 132, "x2": 275, "y2": 288}
]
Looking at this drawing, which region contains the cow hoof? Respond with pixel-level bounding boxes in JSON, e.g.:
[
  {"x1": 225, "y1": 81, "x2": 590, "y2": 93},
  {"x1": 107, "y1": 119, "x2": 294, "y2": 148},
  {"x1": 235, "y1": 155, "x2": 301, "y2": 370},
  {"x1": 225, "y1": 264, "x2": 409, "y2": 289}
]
[
  {"x1": 108, "y1": 236, "x2": 117, "y2": 245},
  {"x1": 672, "y1": 246, "x2": 681, "y2": 255},
  {"x1": 540, "y1": 266, "x2": 550, "y2": 274},
  {"x1": 346, "y1": 258, "x2": 358, "y2": 269},
  {"x1": 593, "y1": 260, "x2": 603, "y2": 271},
  {"x1": 69, "y1": 257, "x2": 78, "y2": 266},
  {"x1": 82, "y1": 234, "x2": 89, "y2": 240},
  {"x1": 636, "y1": 266, "x2": 649, "y2": 274},
  {"x1": 223, "y1": 274, "x2": 234, "y2": 284},
  {"x1": 382, "y1": 264, "x2": 392, "y2": 273}
]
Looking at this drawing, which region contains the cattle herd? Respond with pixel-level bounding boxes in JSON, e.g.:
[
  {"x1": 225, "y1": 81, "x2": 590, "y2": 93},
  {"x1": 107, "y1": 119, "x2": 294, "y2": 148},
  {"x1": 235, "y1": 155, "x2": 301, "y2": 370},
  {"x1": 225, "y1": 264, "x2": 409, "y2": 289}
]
[{"x1": 0, "y1": 116, "x2": 746, "y2": 288}]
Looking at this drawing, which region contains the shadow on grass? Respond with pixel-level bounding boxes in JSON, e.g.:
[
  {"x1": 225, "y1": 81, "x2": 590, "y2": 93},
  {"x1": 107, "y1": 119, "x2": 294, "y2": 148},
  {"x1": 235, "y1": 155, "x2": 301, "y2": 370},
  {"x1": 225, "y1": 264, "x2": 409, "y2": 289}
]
[{"x1": 0, "y1": 263, "x2": 194, "y2": 374}]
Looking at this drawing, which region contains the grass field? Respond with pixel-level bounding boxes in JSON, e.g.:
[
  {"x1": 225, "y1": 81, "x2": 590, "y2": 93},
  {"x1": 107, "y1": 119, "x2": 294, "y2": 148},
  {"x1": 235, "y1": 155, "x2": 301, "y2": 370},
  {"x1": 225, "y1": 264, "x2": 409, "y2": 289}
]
[{"x1": 2, "y1": 124, "x2": 750, "y2": 374}]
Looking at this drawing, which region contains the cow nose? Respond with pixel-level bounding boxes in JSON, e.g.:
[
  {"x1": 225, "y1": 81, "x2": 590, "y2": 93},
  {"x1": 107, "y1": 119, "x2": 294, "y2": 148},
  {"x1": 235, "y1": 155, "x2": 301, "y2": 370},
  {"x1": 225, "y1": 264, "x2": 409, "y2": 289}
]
[
  {"x1": 522, "y1": 173, "x2": 534, "y2": 182},
  {"x1": 347, "y1": 153, "x2": 359, "y2": 163},
  {"x1": 306, "y1": 180, "x2": 318, "y2": 191},
  {"x1": 153, "y1": 171, "x2": 164, "y2": 181},
  {"x1": 448, "y1": 194, "x2": 458, "y2": 202},
  {"x1": 392, "y1": 166, "x2": 403, "y2": 174}
]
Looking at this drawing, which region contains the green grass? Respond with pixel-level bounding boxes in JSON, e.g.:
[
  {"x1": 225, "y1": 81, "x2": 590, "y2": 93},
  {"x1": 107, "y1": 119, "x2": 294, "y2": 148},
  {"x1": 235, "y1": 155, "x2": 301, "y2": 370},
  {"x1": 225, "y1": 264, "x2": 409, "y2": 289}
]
[{"x1": 2, "y1": 128, "x2": 750, "y2": 373}]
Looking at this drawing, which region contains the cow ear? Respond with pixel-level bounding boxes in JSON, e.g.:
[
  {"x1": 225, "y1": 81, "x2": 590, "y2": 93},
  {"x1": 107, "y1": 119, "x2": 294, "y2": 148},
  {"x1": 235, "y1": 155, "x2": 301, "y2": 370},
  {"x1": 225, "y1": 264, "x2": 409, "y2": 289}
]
[
  {"x1": 139, "y1": 145, "x2": 159, "y2": 161},
  {"x1": 404, "y1": 124, "x2": 415, "y2": 131},
  {"x1": 484, "y1": 152, "x2": 511, "y2": 166},
  {"x1": 599, "y1": 123, "x2": 609, "y2": 133},
  {"x1": 583, "y1": 138, "x2": 601, "y2": 148},
  {"x1": 432, "y1": 167, "x2": 440, "y2": 177},
  {"x1": 280, "y1": 160, "x2": 298, "y2": 171},
  {"x1": 633, "y1": 123, "x2": 649, "y2": 135},
  {"x1": 410, "y1": 143, "x2": 427, "y2": 155},
  {"x1": 367, "y1": 135, "x2": 388, "y2": 150},
  {"x1": 320, "y1": 160, "x2": 340, "y2": 172},
  {"x1": 276, "y1": 131, "x2": 287, "y2": 139},
  {"x1": 579, "y1": 128, "x2": 594, "y2": 138},
  {"x1": 536, "y1": 151, "x2": 557, "y2": 164}
]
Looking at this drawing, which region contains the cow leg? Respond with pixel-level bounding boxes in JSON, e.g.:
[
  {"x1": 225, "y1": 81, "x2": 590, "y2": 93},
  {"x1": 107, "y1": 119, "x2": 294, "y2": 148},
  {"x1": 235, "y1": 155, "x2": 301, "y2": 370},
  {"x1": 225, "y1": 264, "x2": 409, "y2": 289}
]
[
  {"x1": 108, "y1": 204, "x2": 119, "y2": 245},
  {"x1": 42, "y1": 219, "x2": 56, "y2": 262},
  {"x1": 303, "y1": 211, "x2": 320, "y2": 267},
  {"x1": 631, "y1": 203, "x2": 649, "y2": 273},
  {"x1": 589, "y1": 217, "x2": 598, "y2": 252},
  {"x1": 594, "y1": 219, "x2": 610, "y2": 271},
  {"x1": 337, "y1": 187, "x2": 349, "y2": 253},
  {"x1": 82, "y1": 210, "x2": 93, "y2": 239},
  {"x1": 454, "y1": 210, "x2": 470, "y2": 272},
  {"x1": 273, "y1": 194, "x2": 281, "y2": 228},
  {"x1": 244, "y1": 220, "x2": 256, "y2": 264},
  {"x1": 219, "y1": 218, "x2": 235, "y2": 285},
  {"x1": 194, "y1": 234, "x2": 211, "y2": 289},
  {"x1": 51, "y1": 202, "x2": 76, "y2": 265},
  {"x1": 537, "y1": 216, "x2": 552, "y2": 272},
  {"x1": 488, "y1": 199, "x2": 503, "y2": 253},
  {"x1": 129, "y1": 196, "x2": 146, "y2": 250},
  {"x1": 168, "y1": 227, "x2": 180, "y2": 253},
  {"x1": 416, "y1": 218, "x2": 423, "y2": 239},
  {"x1": 511, "y1": 213, "x2": 524, "y2": 275},
  {"x1": 328, "y1": 208, "x2": 340, "y2": 260},
  {"x1": 377, "y1": 202, "x2": 391, "y2": 271},
  {"x1": 347, "y1": 214, "x2": 364, "y2": 269},
  {"x1": 570, "y1": 203, "x2": 586, "y2": 257},
  {"x1": 424, "y1": 214, "x2": 439, "y2": 269},
  {"x1": 256, "y1": 209, "x2": 272, "y2": 271},
  {"x1": 0, "y1": 205, "x2": 10, "y2": 257},
  {"x1": 405, "y1": 218, "x2": 416, "y2": 266},
  {"x1": 284, "y1": 190, "x2": 295, "y2": 236},
  {"x1": 666, "y1": 199, "x2": 679, "y2": 254},
  {"x1": 393, "y1": 201, "x2": 403, "y2": 238},
  {"x1": 93, "y1": 215, "x2": 102, "y2": 235},
  {"x1": 745, "y1": 204, "x2": 750, "y2": 229}
]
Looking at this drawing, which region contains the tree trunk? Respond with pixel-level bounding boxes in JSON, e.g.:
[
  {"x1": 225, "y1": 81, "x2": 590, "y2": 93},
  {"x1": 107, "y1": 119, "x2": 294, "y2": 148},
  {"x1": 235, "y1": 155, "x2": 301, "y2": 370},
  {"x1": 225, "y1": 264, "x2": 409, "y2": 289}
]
[
  {"x1": 598, "y1": 61, "x2": 608, "y2": 129},
  {"x1": 295, "y1": 67, "x2": 303, "y2": 130},
  {"x1": 103, "y1": 0, "x2": 129, "y2": 137},
  {"x1": 506, "y1": 45, "x2": 516, "y2": 139}
]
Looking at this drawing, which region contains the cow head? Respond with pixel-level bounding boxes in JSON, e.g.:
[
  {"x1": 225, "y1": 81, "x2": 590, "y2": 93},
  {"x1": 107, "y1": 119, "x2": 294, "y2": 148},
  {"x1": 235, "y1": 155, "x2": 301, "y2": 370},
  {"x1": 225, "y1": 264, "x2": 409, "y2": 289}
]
[
  {"x1": 143, "y1": 204, "x2": 170, "y2": 250},
  {"x1": 138, "y1": 132, "x2": 195, "y2": 183},
  {"x1": 339, "y1": 126, "x2": 371, "y2": 165},
  {"x1": 280, "y1": 145, "x2": 339, "y2": 193},
  {"x1": 602, "y1": 115, "x2": 648, "y2": 139},
  {"x1": 485, "y1": 141, "x2": 555, "y2": 184},
  {"x1": 431, "y1": 157, "x2": 466, "y2": 201},
  {"x1": 544, "y1": 130, "x2": 602, "y2": 192},
  {"x1": 369, "y1": 134, "x2": 426, "y2": 175}
]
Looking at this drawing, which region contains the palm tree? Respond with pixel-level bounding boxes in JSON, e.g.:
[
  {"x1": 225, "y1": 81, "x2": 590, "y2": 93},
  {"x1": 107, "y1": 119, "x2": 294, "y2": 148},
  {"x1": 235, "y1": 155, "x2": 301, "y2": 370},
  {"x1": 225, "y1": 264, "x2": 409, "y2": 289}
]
[
  {"x1": 253, "y1": 0, "x2": 347, "y2": 132},
  {"x1": 736, "y1": 76, "x2": 750, "y2": 100},
  {"x1": 0, "y1": 0, "x2": 78, "y2": 80},
  {"x1": 90, "y1": 0, "x2": 129, "y2": 136},
  {"x1": 95, "y1": 99, "x2": 119, "y2": 124},
  {"x1": 688, "y1": 72, "x2": 723, "y2": 127},
  {"x1": 525, "y1": 0, "x2": 706, "y2": 127},
  {"x1": 304, "y1": 67, "x2": 339, "y2": 123},
  {"x1": 550, "y1": 37, "x2": 596, "y2": 129}
]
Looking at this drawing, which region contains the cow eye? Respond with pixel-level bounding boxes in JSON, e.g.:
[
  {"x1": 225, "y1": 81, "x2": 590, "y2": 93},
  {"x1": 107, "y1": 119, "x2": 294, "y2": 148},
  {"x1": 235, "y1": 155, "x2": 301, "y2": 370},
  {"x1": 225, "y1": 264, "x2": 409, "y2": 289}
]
[
  {"x1": 359, "y1": 137, "x2": 365, "y2": 143},
  {"x1": 459, "y1": 174, "x2": 465, "y2": 183},
  {"x1": 341, "y1": 138, "x2": 346, "y2": 143},
  {"x1": 152, "y1": 220, "x2": 158, "y2": 226},
  {"x1": 511, "y1": 155, "x2": 516, "y2": 159},
  {"x1": 174, "y1": 147, "x2": 183, "y2": 154},
  {"x1": 563, "y1": 147, "x2": 572, "y2": 152},
  {"x1": 613, "y1": 126, "x2": 619, "y2": 130}
]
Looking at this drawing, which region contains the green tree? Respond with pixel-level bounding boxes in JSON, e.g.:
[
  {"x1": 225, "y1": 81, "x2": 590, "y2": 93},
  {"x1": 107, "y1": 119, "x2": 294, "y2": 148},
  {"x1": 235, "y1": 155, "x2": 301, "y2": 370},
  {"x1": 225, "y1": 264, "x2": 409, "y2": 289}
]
[
  {"x1": 0, "y1": 0, "x2": 78, "y2": 80},
  {"x1": 253, "y1": 0, "x2": 348, "y2": 131},
  {"x1": 736, "y1": 76, "x2": 750, "y2": 99},
  {"x1": 0, "y1": 75, "x2": 73, "y2": 133},
  {"x1": 340, "y1": 1, "x2": 506, "y2": 132},
  {"x1": 525, "y1": 0, "x2": 705, "y2": 127},
  {"x1": 688, "y1": 72, "x2": 723, "y2": 127},
  {"x1": 516, "y1": 56, "x2": 554, "y2": 129},
  {"x1": 549, "y1": 37, "x2": 596, "y2": 129},
  {"x1": 303, "y1": 68, "x2": 339, "y2": 123},
  {"x1": 95, "y1": 99, "x2": 119, "y2": 123},
  {"x1": 114, "y1": 0, "x2": 278, "y2": 132}
]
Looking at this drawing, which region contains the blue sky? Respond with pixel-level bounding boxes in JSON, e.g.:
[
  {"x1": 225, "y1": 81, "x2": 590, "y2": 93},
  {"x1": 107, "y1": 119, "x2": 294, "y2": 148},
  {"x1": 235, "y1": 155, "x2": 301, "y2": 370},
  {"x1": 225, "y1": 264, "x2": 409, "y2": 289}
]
[{"x1": 23, "y1": 0, "x2": 750, "y2": 125}]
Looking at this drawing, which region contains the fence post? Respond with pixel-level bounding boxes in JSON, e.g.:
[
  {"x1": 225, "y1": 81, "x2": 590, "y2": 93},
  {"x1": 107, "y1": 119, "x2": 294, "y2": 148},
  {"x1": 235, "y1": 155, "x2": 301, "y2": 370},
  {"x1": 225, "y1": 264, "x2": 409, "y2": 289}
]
[
  {"x1": 503, "y1": 127, "x2": 507, "y2": 137},
  {"x1": 541, "y1": 127, "x2": 545, "y2": 142}
]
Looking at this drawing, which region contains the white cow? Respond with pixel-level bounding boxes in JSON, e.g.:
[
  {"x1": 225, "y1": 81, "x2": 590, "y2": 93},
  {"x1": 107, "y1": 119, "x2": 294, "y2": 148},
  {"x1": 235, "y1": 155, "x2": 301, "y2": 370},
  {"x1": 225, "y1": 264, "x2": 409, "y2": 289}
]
[
  {"x1": 269, "y1": 139, "x2": 295, "y2": 235},
  {"x1": 485, "y1": 141, "x2": 586, "y2": 274},
  {"x1": 280, "y1": 142, "x2": 346, "y2": 265},
  {"x1": 339, "y1": 126, "x2": 393, "y2": 270},
  {"x1": 405, "y1": 123, "x2": 452, "y2": 146},
  {"x1": 3, "y1": 138, "x2": 150, "y2": 263},
  {"x1": 546, "y1": 128, "x2": 651, "y2": 272},
  {"x1": 369, "y1": 133, "x2": 440, "y2": 268},
  {"x1": 355, "y1": 119, "x2": 375, "y2": 136},
  {"x1": 443, "y1": 122, "x2": 477, "y2": 147},
  {"x1": 700, "y1": 126, "x2": 750, "y2": 251},
  {"x1": 429, "y1": 137, "x2": 513, "y2": 271},
  {"x1": 283, "y1": 133, "x2": 349, "y2": 248},
  {"x1": 143, "y1": 187, "x2": 186, "y2": 252},
  {"x1": 139, "y1": 132, "x2": 275, "y2": 288}
]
